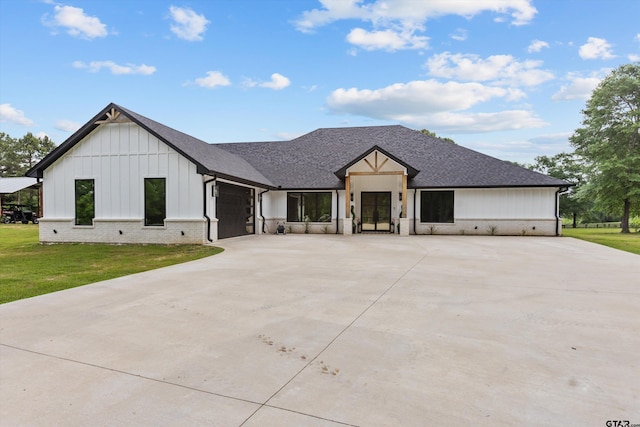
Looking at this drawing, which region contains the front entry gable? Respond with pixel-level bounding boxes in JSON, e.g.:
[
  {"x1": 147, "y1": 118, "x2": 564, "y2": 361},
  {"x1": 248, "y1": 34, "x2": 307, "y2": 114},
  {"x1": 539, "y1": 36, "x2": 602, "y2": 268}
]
[{"x1": 334, "y1": 145, "x2": 419, "y2": 179}]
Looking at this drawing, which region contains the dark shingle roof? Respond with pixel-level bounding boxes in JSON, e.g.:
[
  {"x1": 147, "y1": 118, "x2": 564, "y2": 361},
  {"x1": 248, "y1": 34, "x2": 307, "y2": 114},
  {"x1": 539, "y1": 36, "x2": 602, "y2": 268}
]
[
  {"x1": 217, "y1": 125, "x2": 570, "y2": 189},
  {"x1": 27, "y1": 104, "x2": 570, "y2": 190},
  {"x1": 27, "y1": 103, "x2": 274, "y2": 188}
]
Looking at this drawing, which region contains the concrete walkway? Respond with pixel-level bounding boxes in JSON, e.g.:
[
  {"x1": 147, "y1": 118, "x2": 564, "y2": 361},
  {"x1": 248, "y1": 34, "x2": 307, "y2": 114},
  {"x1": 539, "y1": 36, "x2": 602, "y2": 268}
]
[{"x1": 1, "y1": 235, "x2": 638, "y2": 426}]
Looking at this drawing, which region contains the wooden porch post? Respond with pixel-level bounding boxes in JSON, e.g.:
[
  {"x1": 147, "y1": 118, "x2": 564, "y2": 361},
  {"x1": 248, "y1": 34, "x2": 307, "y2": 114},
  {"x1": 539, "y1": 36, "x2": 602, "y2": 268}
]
[
  {"x1": 345, "y1": 174, "x2": 351, "y2": 221},
  {"x1": 401, "y1": 174, "x2": 407, "y2": 218}
]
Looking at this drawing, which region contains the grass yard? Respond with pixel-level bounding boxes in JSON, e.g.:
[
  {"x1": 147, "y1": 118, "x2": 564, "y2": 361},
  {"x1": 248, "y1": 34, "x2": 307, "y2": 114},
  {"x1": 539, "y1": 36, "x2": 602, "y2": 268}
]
[
  {"x1": 563, "y1": 227, "x2": 640, "y2": 255},
  {"x1": 0, "y1": 224, "x2": 223, "y2": 304}
]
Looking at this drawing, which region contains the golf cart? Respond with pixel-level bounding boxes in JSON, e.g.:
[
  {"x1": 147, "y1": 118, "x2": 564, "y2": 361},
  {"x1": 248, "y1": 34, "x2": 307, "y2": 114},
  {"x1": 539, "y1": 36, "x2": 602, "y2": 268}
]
[{"x1": 1, "y1": 204, "x2": 39, "y2": 224}]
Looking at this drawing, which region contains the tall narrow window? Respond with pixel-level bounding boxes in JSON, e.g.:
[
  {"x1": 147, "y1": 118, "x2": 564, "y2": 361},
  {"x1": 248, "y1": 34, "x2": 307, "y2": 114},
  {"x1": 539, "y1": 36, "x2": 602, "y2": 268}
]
[
  {"x1": 145, "y1": 178, "x2": 166, "y2": 226},
  {"x1": 420, "y1": 191, "x2": 454, "y2": 223},
  {"x1": 286, "y1": 192, "x2": 332, "y2": 222},
  {"x1": 75, "y1": 179, "x2": 95, "y2": 225}
]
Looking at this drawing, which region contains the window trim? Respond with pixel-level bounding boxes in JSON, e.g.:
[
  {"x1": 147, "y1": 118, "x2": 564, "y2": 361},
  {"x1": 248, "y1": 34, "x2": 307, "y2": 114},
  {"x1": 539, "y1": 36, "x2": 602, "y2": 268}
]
[
  {"x1": 144, "y1": 177, "x2": 166, "y2": 227},
  {"x1": 74, "y1": 179, "x2": 95, "y2": 226},
  {"x1": 420, "y1": 190, "x2": 454, "y2": 223},
  {"x1": 286, "y1": 191, "x2": 333, "y2": 222}
]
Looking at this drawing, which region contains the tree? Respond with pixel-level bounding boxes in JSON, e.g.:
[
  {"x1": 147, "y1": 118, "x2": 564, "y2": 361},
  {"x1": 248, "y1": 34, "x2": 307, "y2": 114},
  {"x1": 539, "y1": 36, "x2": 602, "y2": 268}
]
[
  {"x1": 0, "y1": 132, "x2": 56, "y2": 177},
  {"x1": 531, "y1": 153, "x2": 590, "y2": 227},
  {"x1": 0, "y1": 132, "x2": 56, "y2": 209},
  {"x1": 0, "y1": 132, "x2": 20, "y2": 177},
  {"x1": 570, "y1": 63, "x2": 640, "y2": 233},
  {"x1": 419, "y1": 129, "x2": 456, "y2": 144}
]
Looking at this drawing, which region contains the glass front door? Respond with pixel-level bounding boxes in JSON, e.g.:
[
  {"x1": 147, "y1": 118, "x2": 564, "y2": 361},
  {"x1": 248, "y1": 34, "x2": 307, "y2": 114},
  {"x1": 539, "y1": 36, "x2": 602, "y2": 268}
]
[{"x1": 361, "y1": 192, "x2": 391, "y2": 231}]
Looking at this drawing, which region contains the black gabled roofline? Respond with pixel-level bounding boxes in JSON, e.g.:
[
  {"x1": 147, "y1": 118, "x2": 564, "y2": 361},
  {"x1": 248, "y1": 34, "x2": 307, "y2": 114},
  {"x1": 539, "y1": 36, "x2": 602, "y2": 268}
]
[
  {"x1": 26, "y1": 103, "x2": 276, "y2": 188},
  {"x1": 334, "y1": 144, "x2": 419, "y2": 179},
  {"x1": 26, "y1": 103, "x2": 118, "y2": 178}
]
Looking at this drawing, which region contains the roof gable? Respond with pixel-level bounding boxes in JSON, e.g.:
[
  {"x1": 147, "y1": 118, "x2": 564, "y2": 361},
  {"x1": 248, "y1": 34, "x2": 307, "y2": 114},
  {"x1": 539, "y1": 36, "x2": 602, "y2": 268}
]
[
  {"x1": 334, "y1": 145, "x2": 419, "y2": 179},
  {"x1": 26, "y1": 104, "x2": 571, "y2": 190},
  {"x1": 26, "y1": 103, "x2": 274, "y2": 188}
]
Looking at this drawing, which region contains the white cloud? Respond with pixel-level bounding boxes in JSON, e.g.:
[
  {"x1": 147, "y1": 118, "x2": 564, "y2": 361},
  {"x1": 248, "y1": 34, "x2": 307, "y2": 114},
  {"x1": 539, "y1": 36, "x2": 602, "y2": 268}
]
[
  {"x1": 425, "y1": 52, "x2": 554, "y2": 86},
  {"x1": 244, "y1": 73, "x2": 291, "y2": 90},
  {"x1": 260, "y1": 73, "x2": 291, "y2": 90},
  {"x1": 579, "y1": 37, "x2": 615, "y2": 60},
  {"x1": 629, "y1": 54, "x2": 640, "y2": 62},
  {"x1": 0, "y1": 104, "x2": 35, "y2": 126},
  {"x1": 35, "y1": 132, "x2": 50, "y2": 140},
  {"x1": 169, "y1": 6, "x2": 209, "y2": 41},
  {"x1": 346, "y1": 27, "x2": 428, "y2": 51},
  {"x1": 294, "y1": 0, "x2": 537, "y2": 33},
  {"x1": 55, "y1": 119, "x2": 81, "y2": 132},
  {"x1": 450, "y1": 29, "x2": 467, "y2": 41},
  {"x1": 412, "y1": 110, "x2": 547, "y2": 133},
  {"x1": 73, "y1": 60, "x2": 156, "y2": 75},
  {"x1": 551, "y1": 70, "x2": 608, "y2": 101},
  {"x1": 527, "y1": 39, "x2": 549, "y2": 53},
  {"x1": 325, "y1": 79, "x2": 546, "y2": 132},
  {"x1": 45, "y1": 5, "x2": 108, "y2": 39},
  {"x1": 328, "y1": 80, "x2": 507, "y2": 113},
  {"x1": 193, "y1": 71, "x2": 231, "y2": 89}
]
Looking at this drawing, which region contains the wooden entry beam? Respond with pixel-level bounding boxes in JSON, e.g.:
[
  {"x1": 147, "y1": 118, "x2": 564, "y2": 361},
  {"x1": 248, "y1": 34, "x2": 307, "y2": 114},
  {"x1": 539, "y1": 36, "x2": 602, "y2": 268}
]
[{"x1": 345, "y1": 174, "x2": 351, "y2": 220}]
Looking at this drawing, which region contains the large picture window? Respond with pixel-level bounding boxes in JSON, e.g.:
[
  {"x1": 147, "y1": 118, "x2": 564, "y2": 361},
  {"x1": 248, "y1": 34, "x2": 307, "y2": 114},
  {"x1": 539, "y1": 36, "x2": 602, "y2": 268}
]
[
  {"x1": 287, "y1": 192, "x2": 332, "y2": 222},
  {"x1": 75, "y1": 179, "x2": 95, "y2": 226},
  {"x1": 420, "y1": 191, "x2": 454, "y2": 223},
  {"x1": 145, "y1": 178, "x2": 166, "y2": 226}
]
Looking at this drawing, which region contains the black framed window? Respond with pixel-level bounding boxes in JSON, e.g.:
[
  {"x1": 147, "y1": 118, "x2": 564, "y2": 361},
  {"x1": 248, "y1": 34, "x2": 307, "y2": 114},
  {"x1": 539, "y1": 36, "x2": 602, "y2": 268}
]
[
  {"x1": 287, "y1": 192, "x2": 332, "y2": 222},
  {"x1": 420, "y1": 191, "x2": 454, "y2": 223},
  {"x1": 75, "y1": 179, "x2": 95, "y2": 225},
  {"x1": 145, "y1": 178, "x2": 166, "y2": 226}
]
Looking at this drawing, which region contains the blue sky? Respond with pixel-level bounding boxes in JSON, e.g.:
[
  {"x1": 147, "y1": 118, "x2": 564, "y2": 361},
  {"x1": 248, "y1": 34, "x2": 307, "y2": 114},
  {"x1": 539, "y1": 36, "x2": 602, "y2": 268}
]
[{"x1": 1, "y1": 0, "x2": 639, "y2": 164}]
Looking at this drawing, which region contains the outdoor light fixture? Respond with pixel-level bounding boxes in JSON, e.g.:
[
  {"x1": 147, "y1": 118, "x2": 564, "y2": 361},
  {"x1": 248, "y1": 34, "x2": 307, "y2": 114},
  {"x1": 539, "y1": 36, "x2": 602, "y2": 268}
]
[
  {"x1": 399, "y1": 192, "x2": 402, "y2": 201},
  {"x1": 119, "y1": 230, "x2": 123, "y2": 235},
  {"x1": 181, "y1": 231, "x2": 185, "y2": 236},
  {"x1": 53, "y1": 229, "x2": 57, "y2": 234}
]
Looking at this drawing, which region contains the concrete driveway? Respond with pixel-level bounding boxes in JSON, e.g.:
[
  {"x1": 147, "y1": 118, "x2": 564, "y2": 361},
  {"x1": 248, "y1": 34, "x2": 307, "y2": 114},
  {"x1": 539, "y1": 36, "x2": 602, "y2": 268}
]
[{"x1": 1, "y1": 235, "x2": 638, "y2": 426}]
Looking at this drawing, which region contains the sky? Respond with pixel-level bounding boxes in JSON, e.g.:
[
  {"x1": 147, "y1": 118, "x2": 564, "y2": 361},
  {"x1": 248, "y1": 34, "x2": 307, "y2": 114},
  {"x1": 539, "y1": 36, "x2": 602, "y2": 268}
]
[{"x1": 1, "y1": 0, "x2": 639, "y2": 165}]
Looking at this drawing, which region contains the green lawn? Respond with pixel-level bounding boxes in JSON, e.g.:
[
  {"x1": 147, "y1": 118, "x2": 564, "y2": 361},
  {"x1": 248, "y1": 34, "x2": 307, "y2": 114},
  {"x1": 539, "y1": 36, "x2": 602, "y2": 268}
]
[
  {"x1": 0, "y1": 224, "x2": 223, "y2": 304},
  {"x1": 562, "y1": 227, "x2": 640, "y2": 255}
]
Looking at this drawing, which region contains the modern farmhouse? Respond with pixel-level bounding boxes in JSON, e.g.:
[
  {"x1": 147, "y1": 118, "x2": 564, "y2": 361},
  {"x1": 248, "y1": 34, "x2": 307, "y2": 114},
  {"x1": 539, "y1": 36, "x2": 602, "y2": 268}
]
[{"x1": 26, "y1": 103, "x2": 571, "y2": 244}]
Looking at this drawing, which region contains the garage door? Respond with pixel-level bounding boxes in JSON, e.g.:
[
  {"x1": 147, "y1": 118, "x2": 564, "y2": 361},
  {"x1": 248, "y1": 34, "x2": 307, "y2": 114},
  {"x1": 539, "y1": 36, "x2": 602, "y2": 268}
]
[{"x1": 216, "y1": 182, "x2": 255, "y2": 239}]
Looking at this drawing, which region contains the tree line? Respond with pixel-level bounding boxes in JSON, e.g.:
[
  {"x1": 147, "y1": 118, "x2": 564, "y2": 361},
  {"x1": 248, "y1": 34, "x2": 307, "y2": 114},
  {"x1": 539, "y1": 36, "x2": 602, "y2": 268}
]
[{"x1": 526, "y1": 63, "x2": 640, "y2": 233}]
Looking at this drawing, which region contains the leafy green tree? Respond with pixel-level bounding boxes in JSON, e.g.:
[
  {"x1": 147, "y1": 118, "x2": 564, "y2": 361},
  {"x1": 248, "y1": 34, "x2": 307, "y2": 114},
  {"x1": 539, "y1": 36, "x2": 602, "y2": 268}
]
[
  {"x1": 0, "y1": 132, "x2": 56, "y2": 209},
  {"x1": 0, "y1": 132, "x2": 20, "y2": 177},
  {"x1": 419, "y1": 129, "x2": 456, "y2": 144},
  {"x1": 531, "y1": 153, "x2": 590, "y2": 228},
  {"x1": 0, "y1": 132, "x2": 55, "y2": 177},
  {"x1": 570, "y1": 63, "x2": 640, "y2": 233}
]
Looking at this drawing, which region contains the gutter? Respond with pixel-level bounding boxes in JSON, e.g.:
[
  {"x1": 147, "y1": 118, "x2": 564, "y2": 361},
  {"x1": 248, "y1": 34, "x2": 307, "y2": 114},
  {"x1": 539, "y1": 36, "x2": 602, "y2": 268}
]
[
  {"x1": 336, "y1": 189, "x2": 340, "y2": 234},
  {"x1": 203, "y1": 176, "x2": 217, "y2": 242},
  {"x1": 258, "y1": 189, "x2": 269, "y2": 234},
  {"x1": 413, "y1": 189, "x2": 417, "y2": 235},
  {"x1": 555, "y1": 186, "x2": 570, "y2": 236}
]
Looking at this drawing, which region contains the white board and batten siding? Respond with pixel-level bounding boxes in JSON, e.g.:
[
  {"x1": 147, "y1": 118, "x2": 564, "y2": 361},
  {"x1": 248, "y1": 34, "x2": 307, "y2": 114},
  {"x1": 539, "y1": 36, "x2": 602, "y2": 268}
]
[
  {"x1": 40, "y1": 123, "x2": 206, "y2": 244},
  {"x1": 415, "y1": 187, "x2": 559, "y2": 236}
]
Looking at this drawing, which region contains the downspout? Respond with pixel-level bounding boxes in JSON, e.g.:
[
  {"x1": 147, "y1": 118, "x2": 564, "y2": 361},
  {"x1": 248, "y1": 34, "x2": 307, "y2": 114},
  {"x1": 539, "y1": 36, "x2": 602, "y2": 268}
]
[
  {"x1": 335, "y1": 189, "x2": 340, "y2": 234},
  {"x1": 413, "y1": 189, "x2": 417, "y2": 235},
  {"x1": 555, "y1": 186, "x2": 569, "y2": 236},
  {"x1": 258, "y1": 189, "x2": 269, "y2": 234},
  {"x1": 203, "y1": 176, "x2": 217, "y2": 242}
]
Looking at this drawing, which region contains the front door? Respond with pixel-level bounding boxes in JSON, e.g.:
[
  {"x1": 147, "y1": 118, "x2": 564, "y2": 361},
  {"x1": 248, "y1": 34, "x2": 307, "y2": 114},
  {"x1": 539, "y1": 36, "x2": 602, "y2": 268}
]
[{"x1": 361, "y1": 192, "x2": 391, "y2": 232}]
